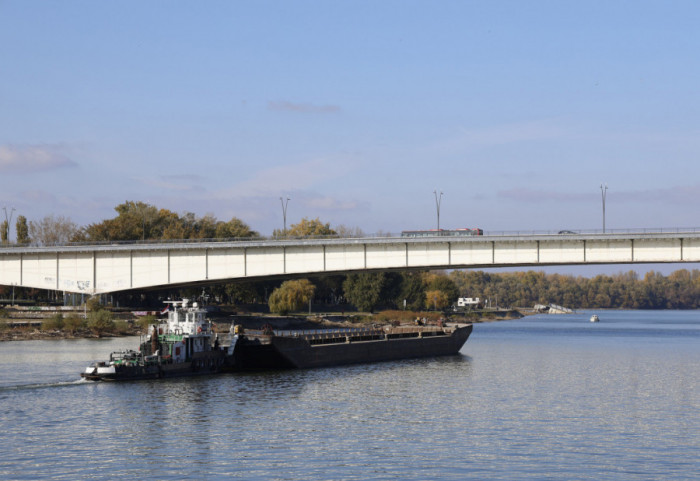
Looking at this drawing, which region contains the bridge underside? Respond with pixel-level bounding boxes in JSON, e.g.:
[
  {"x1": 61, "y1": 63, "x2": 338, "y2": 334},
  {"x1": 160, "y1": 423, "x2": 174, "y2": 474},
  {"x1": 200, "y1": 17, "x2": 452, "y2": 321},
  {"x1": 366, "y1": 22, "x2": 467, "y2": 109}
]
[{"x1": 1, "y1": 235, "x2": 699, "y2": 295}]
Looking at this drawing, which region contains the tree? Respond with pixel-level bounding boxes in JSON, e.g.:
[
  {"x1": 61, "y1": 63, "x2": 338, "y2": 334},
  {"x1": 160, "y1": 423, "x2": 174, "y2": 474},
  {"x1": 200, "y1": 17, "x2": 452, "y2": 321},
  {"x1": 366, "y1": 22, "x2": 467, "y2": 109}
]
[
  {"x1": 15, "y1": 215, "x2": 30, "y2": 244},
  {"x1": 215, "y1": 217, "x2": 259, "y2": 238},
  {"x1": 87, "y1": 309, "x2": 115, "y2": 337},
  {"x1": 0, "y1": 220, "x2": 7, "y2": 244},
  {"x1": 343, "y1": 272, "x2": 387, "y2": 312},
  {"x1": 268, "y1": 279, "x2": 316, "y2": 315},
  {"x1": 425, "y1": 289, "x2": 449, "y2": 310},
  {"x1": 29, "y1": 215, "x2": 78, "y2": 246},
  {"x1": 398, "y1": 272, "x2": 427, "y2": 310},
  {"x1": 334, "y1": 225, "x2": 365, "y2": 238},
  {"x1": 64, "y1": 314, "x2": 85, "y2": 334},
  {"x1": 277, "y1": 217, "x2": 336, "y2": 237},
  {"x1": 423, "y1": 272, "x2": 459, "y2": 305}
]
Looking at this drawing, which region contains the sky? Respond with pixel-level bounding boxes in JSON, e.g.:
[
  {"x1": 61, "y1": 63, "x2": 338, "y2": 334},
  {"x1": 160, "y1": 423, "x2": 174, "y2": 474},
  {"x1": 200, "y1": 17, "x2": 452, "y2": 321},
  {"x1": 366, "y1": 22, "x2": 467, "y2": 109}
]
[{"x1": 2, "y1": 1, "x2": 700, "y2": 276}]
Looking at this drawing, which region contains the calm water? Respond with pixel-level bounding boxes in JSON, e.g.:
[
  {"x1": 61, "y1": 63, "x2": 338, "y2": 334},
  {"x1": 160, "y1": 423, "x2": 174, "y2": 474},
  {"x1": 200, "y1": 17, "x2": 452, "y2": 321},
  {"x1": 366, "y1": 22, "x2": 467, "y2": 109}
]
[{"x1": 1, "y1": 311, "x2": 699, "y2": 480}]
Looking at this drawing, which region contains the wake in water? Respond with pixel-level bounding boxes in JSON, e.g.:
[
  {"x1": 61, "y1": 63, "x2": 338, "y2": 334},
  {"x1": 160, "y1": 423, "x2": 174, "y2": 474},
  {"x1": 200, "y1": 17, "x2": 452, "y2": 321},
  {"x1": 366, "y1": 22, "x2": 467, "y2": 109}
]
[{"x1": 0, "y1": 378, "x2": 91, "y2": 392}]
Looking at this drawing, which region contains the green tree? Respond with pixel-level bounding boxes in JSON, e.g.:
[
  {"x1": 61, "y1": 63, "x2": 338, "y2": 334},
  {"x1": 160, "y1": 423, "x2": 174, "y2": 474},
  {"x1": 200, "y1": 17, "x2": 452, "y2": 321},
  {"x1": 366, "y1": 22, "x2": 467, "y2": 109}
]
[
  {"x1": 398, "y1": 272, "x2": 427, "y2": 310},
  {"x1": 64, "y1": 314, "x2": 85, "y2": 334},
  {"x1": 268, "y1": 279, "x2": 316, "y2": 315},
  {"x1": 343, "y1": 272, "x2": 387, "y2": 312},
  {"x1": 87, "y1": 309, "x2": 115, "y2": 336},
  {"x1": 15, "y1": 215, "x2": 30, "y2": 244},
  {"x1": 0, "y1": 220, "x2": 7, "y2": 244}
]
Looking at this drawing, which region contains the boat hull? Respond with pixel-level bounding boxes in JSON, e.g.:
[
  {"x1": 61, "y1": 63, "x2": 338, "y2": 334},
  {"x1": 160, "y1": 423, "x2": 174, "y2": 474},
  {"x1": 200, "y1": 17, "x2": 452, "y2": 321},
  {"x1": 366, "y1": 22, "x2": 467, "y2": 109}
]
[
  {"x1": 81, "y1": 351, "x2": 227, "y2": 381},
  {"x1": 231, "y1": 324, "x2": 473, "y2": 370}
]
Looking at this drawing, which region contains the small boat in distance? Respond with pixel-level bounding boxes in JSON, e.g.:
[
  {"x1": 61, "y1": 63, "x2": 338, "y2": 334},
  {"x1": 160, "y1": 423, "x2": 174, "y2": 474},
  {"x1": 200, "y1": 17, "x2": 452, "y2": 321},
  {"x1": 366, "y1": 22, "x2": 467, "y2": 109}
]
[{"x1": 590, "y1": 314, "x2": 600, "y2": 323}]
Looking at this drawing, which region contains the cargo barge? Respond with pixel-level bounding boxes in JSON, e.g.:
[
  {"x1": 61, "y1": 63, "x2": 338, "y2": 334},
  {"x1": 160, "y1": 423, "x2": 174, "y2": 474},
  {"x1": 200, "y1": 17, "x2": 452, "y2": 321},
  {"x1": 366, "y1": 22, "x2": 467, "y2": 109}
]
[
  {"x1": 81, "y1": 300, "x2": 472, "y2": 381},
  {"x1": 227, "y1": 323, "x2": 472, "y2": 370}
]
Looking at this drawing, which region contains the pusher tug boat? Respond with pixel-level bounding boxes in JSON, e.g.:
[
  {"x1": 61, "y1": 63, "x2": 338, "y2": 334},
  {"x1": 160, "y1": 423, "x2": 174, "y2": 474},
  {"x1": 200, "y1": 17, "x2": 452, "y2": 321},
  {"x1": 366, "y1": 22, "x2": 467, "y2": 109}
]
[{"x1": 81, "y1": 299, "x2": 227, "y2": 381}]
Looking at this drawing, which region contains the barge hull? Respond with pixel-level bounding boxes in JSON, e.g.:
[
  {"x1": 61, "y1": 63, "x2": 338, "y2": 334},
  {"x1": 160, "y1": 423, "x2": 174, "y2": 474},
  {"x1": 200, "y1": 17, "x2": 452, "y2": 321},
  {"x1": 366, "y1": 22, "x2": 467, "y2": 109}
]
[{"x1": 233, "y1": 324, "x2": 472, "y2": 370}]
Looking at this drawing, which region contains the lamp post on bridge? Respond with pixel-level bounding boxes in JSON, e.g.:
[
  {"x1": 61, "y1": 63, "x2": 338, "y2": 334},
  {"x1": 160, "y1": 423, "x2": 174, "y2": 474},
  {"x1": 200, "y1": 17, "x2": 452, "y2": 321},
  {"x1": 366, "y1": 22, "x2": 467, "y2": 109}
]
[
  {"x1": 280, "y1": 197, "x2": 290, "y2": 234},
  {"x1": 600, "y1": 184, "x2": 608, "y2": 233},
  {"x1": 433, "y1": 190, "x2": 443, "y2": 231}
]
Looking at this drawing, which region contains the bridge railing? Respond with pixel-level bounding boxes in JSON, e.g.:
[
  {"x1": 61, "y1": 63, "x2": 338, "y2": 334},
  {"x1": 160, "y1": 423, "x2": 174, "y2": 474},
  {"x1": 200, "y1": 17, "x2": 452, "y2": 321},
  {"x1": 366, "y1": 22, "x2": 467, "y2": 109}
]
[{"x1": 3, "y1": 226, "x2": 700, "y2": 250}]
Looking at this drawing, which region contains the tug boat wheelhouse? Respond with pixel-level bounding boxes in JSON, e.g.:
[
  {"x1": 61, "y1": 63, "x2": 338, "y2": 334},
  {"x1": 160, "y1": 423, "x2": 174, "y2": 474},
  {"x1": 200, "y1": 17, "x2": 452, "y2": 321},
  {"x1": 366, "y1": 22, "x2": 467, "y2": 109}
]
[{"x1": 81, "y1": 299, "x2": 226, "y2": 381}]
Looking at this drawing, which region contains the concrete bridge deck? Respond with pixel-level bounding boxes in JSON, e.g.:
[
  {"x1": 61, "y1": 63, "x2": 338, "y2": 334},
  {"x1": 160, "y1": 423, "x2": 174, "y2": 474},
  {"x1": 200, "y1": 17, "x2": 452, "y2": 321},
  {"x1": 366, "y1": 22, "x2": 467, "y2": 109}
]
[{"x1": 1, "y1": 230, "x2": 699, "y2": 295}]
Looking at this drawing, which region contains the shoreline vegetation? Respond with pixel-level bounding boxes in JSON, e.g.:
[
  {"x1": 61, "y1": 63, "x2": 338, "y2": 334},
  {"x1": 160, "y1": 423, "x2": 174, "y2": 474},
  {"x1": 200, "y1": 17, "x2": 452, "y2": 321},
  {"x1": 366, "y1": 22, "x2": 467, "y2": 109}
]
[{"x1": 0, "y1": 307, "x2": 522, "y2": 342}]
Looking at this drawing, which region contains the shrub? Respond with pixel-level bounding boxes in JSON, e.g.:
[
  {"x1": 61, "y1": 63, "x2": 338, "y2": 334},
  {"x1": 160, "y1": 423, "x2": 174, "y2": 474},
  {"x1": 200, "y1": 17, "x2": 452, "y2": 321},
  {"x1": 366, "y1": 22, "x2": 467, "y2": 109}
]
[
  {"x1": 86, "y1": 296, "x2": 103, "y2": 312},
  {"x1": 42, "y1": 312, "x2": 64, "y2": 330},
  {"x1": 113, "y1": 320, "x2": 132, "y2": 335},
  {"x1": 0, "y1": 307, "x2": 8, "y2": 318},
  {"x1": 64, "y1": 314, "x2": 86, "y2": 333},
  {"x1": 87, "y1": 310, "x2": 115, "y2": 336}
]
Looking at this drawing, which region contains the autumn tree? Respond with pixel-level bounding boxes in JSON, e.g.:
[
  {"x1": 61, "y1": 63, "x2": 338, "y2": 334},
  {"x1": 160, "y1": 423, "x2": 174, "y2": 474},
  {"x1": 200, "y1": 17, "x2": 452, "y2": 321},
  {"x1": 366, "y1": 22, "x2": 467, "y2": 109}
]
[
  {"x1": 29, "y1": 215, "x2": 78, "y2": 246},
  {"x1": 214, "y1": 217, "x2": 258, "y2": 238},
  {"x1": 423, "y1": 272, "x2": 459, "y2": 305},
  {"x1": 15, "y1": 215, "x2": 30, "y2": 244},
  {"x1": 275, "y1": 217, "x2": 336, "y2": 237},
  {"x1": 425, "y1": 289, "x2": 449, "y2": 310},
  {"x1": 268, "y1": 279, "x2": 316, "y2": 315},
  {"x1": 0, "y1": 220, "x2": 7, "y2": 244},
  {"x1": 80, "y1": 201, "x2": 258, "y2": 242}
]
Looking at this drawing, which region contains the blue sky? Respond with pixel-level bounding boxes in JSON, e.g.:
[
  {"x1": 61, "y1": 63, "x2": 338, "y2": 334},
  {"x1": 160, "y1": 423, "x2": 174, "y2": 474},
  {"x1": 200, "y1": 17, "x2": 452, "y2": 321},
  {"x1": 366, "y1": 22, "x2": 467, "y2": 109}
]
[{"x1": 2, "y1": 0, "x2": 700, "y2": 262}]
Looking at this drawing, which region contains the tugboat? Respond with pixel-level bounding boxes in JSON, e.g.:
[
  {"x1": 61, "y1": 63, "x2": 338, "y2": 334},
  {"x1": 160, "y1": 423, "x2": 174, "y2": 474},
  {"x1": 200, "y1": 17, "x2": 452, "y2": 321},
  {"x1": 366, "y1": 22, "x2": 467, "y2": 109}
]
[{"x1": 81, "y1": 299, "x2": 227, "y2": 381}]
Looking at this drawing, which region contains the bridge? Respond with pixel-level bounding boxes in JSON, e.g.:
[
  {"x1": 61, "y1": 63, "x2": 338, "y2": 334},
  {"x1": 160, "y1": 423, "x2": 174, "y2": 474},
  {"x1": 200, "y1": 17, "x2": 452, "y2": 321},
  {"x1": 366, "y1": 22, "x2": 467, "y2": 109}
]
[{"x1": 1, "y1": 230, "x2": 699, "y2": 295}]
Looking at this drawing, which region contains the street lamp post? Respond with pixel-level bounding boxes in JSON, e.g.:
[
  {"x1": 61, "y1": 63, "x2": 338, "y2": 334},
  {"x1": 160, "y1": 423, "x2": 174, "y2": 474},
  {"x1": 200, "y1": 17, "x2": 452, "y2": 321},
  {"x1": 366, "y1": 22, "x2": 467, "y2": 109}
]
[
  {"x1": 280, "y1": 197, "x2": 290, "y2": 233},
  {"x1": 600, "y1": 184, "x2": 608, "y2": 233},
  {"x1": 433, "y1": 190, "x2": 443, "y2": 231},
  {"x1": 2, "y1": 206, "x2": 15, "y2": 243}
]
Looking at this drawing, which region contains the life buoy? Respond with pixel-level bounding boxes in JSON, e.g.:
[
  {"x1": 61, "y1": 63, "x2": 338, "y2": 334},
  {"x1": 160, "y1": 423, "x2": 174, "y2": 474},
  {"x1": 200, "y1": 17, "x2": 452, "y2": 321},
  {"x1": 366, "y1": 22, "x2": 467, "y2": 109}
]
[{"x1": 197, "y1": 326, "x2": 202, "y2": 333}]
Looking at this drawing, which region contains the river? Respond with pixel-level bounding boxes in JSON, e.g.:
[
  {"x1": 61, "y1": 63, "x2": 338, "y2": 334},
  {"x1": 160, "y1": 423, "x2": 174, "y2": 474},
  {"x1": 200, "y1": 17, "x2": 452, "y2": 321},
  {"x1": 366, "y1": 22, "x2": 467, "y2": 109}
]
[{"x1": 1, "y1": 310, "x2": 699, "y2": 480}]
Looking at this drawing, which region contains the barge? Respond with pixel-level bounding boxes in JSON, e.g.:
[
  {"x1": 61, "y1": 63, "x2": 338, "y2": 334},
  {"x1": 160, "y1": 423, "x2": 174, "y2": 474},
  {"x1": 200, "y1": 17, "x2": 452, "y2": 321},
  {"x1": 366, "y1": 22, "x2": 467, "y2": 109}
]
[
  {"x1": 228, "y1": 323, "x2": 472, "y2": 370},
  {"x1": 81, "y1": 300, "x2": 473, "y2": 381}
]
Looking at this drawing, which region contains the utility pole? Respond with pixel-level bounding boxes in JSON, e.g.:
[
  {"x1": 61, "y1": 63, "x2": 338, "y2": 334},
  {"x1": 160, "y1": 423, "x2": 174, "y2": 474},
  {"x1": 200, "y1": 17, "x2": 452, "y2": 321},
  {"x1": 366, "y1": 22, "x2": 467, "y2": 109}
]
[
  {"x1": 600, "y1": 184, "x2": 608, "y2": 233},
  {"x1": 280, "y1": 197, "x2": 290, "y2": 233},
  {"x1": 433, "y1": 190, "x2": 443, "y2": 231}
]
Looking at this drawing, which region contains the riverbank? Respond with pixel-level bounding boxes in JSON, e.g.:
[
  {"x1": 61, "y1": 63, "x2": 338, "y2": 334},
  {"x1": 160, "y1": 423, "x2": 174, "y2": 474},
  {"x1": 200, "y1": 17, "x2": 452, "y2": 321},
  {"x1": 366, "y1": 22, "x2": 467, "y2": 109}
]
[{"x1": 0, "y1": 308, "x2": 528, "y2": 342}]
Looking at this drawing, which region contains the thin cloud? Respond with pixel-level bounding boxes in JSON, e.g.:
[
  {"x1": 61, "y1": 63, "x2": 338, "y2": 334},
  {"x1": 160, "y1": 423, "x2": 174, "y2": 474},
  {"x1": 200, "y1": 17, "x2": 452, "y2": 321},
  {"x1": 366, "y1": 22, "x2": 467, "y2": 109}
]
[
  {"x1": 0, "y1": 144, "x2": 78, "y2": 173},
  {"x1": 268, "y1": 100, "x2": 341, "y2": 114}
]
